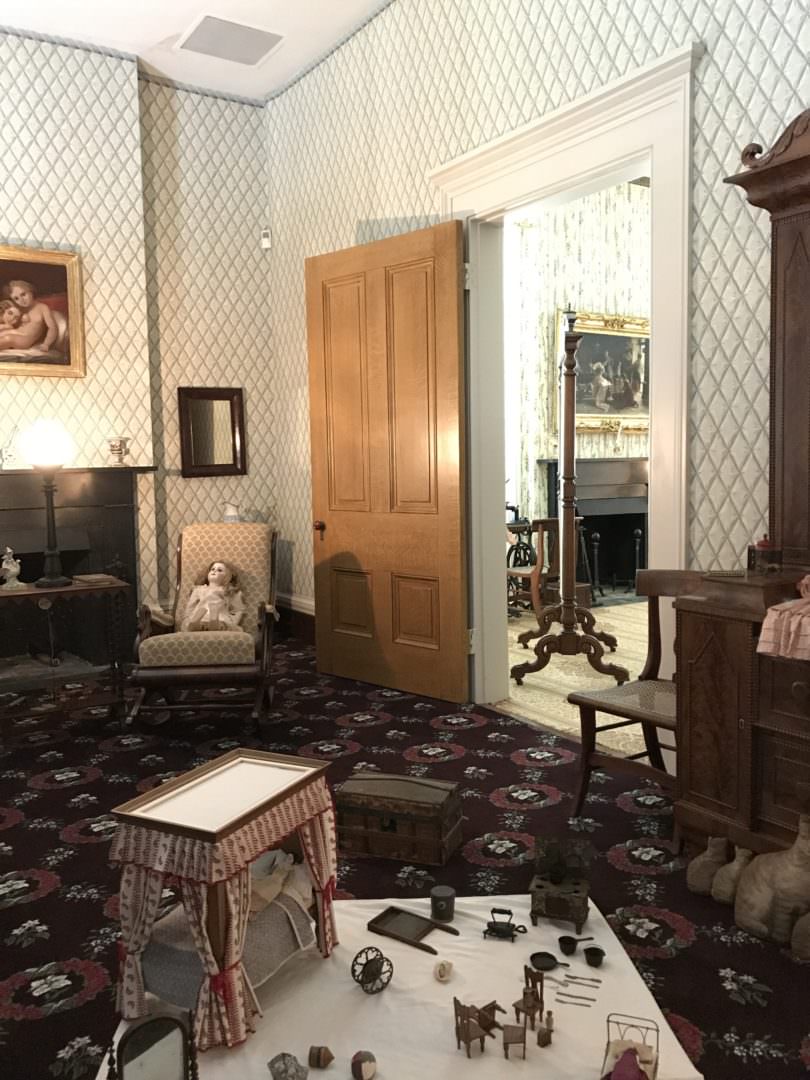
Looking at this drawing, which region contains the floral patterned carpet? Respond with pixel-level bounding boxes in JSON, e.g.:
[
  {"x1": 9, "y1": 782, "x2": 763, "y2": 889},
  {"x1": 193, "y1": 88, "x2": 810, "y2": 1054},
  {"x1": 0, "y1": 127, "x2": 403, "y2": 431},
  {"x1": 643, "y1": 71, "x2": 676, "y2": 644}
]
[{"x1": 0, "y1": 638, "x2": 807, "y2": 1080}]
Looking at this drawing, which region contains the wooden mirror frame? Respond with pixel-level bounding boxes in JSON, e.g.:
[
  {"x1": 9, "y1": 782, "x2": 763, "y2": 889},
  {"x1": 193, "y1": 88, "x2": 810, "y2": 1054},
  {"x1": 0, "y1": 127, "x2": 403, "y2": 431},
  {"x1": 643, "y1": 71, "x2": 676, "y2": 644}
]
[{"x1": 178, "y1": 386, "x2": 247, "y2": 478}]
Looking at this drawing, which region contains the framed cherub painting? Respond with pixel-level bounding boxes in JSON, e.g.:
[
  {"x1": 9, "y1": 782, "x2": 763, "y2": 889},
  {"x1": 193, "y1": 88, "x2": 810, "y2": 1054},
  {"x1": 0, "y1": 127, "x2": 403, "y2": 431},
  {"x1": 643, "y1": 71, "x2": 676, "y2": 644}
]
[{"x1": 0, "y1": 245, "x2": 85, "y2": 378}]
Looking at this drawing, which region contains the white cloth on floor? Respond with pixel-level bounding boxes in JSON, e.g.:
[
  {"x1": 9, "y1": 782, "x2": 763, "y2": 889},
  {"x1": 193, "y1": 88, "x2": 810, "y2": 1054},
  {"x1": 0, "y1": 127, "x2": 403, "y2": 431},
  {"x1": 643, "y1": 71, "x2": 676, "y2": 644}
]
[{"x1": 196, "y1": 894, "x2": 700, "y2": 1080}]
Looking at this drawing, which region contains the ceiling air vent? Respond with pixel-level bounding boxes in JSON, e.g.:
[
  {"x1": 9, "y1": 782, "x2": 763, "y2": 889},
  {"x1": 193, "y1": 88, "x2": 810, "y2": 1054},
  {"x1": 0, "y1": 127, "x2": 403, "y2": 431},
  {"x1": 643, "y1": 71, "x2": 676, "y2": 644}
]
[{"x1": 176, "y1": 15, "x2": 283, "y2": 66}]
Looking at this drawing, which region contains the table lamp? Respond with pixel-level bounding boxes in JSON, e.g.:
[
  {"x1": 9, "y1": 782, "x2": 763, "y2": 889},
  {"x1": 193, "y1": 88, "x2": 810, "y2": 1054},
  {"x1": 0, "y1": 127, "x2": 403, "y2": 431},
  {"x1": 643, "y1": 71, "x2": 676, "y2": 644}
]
[{"x1": 19, "y1": 419, "x2": 75, "y2": 588}]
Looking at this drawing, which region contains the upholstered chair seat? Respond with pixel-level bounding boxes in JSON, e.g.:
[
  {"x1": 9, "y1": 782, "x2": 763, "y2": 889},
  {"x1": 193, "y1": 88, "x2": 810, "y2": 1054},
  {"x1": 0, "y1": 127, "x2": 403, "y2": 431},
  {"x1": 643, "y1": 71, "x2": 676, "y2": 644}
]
[{"x1": 138, "y1": 629, "x2": 256, "y2": 667}]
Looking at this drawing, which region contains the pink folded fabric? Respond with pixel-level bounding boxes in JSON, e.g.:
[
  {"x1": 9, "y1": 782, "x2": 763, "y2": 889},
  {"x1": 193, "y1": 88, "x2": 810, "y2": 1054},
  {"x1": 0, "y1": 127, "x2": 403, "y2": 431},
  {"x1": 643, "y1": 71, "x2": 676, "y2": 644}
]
[{"x1": 758, "y1": 575, "x2": 810, "y2": 658}]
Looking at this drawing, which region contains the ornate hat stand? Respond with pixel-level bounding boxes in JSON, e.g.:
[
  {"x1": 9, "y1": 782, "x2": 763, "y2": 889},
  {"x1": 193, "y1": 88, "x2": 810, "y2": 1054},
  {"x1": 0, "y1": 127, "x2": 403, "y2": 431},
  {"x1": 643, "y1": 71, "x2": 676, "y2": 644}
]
[{"x1": 511, "y1": 311, "x2": 629, "y2": 687}]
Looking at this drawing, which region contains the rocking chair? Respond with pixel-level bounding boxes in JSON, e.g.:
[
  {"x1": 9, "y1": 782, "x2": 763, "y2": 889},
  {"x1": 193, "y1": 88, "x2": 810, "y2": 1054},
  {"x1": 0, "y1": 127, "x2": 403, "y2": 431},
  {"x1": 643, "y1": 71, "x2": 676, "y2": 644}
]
[{"x1": 128, "y1": 522, "x2": 278, "y2": 725}]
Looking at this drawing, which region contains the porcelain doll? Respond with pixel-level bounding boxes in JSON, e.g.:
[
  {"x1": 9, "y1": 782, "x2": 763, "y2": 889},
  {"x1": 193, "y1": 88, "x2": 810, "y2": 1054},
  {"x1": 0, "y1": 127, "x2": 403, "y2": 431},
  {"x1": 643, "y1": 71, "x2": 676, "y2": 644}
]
[
  {"x1": 0, "y1": 546, "x2": 25, "y2": 590},
  {"x1": 180, "y1": 560, "x2": 245, "y2": 631}
]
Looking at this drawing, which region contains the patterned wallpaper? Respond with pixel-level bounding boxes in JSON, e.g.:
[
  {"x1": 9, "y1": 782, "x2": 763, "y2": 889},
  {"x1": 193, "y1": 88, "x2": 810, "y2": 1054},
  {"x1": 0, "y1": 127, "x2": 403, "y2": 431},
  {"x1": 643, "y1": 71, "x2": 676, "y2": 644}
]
[
  {"x1": 504, "y1": 183, "x2": 650, "y2": 523},
  {"x1": 3, "y1": 0, "x2": 808, "y2": 610},
  {"x1": 0, "y1": 32, "x2": 152, "y2": 469},
  {"x1": 0, "y1": 31, "x2": 160, "y2": 598},
  {"x1": 266, "y1": 0, "x2": 810, "y2": 597},
  {"x1": 138, "y1": 81, "x2": 275, "y2": 605}
]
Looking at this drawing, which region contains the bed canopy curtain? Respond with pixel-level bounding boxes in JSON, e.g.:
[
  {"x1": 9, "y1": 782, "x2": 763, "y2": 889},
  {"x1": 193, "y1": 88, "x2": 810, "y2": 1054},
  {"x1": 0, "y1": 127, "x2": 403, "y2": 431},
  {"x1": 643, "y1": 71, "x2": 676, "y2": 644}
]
[{"x1": 111, "y1": 770, "x2": 338, "y2": 1050}]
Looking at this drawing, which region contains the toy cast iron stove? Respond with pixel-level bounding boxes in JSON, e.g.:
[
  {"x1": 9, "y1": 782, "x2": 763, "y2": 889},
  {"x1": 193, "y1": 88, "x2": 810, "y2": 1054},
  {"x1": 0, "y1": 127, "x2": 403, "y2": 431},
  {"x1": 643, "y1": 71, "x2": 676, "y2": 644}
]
[
  {"x1": 482, "y1": 907, "x2": 527, "y2": 941},
  {"x1": 529, "y1": 838, "x2": 593, "y2": 934}
]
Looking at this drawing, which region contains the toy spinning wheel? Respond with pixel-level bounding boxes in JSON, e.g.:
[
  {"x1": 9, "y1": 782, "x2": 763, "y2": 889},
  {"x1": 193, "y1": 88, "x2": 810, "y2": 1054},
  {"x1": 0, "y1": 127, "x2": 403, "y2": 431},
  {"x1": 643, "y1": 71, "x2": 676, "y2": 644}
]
[{"x1": 351, "y1": 946, "x2": 393, "y2": 994}]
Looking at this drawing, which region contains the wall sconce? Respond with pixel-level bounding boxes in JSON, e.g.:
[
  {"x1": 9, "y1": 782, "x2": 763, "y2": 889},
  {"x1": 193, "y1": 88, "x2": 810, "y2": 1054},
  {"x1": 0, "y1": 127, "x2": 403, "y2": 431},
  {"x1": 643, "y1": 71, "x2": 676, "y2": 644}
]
[{"x1": 19, "y1": 420, "x2": 75, "y2": 589}]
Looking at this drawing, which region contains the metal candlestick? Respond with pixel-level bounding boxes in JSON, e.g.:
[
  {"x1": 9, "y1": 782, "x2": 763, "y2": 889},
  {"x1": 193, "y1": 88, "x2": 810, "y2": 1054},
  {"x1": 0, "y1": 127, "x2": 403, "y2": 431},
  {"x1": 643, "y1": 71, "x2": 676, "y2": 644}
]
[{"x1": 34, "y1": 466, "x2": 71, "y2": 588}]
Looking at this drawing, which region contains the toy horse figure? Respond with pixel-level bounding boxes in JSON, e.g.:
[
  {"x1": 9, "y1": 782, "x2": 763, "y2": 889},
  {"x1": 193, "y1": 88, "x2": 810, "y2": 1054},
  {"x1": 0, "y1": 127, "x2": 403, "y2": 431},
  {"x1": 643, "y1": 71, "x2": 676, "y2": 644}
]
[{"x1": 734, "y1": 814, "x2": 810, "y2": 944}]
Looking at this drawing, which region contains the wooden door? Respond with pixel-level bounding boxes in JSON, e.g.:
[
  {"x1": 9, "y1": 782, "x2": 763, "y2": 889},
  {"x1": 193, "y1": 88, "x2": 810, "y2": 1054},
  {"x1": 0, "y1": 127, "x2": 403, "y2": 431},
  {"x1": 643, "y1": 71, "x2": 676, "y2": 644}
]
[{"x1": 306, "y1": 220, "x2": 468, "y2": 702}]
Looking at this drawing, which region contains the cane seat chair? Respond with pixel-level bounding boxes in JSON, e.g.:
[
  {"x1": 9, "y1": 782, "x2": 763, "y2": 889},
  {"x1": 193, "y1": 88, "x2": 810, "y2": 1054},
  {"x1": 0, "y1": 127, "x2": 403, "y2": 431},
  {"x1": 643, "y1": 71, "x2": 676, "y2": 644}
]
[
  {"x1": 129, "y1": 522, "x2": 278, "y2": 725},
  {"x1": 567, "y1": 569, "x2": 705, "y2": 816}
]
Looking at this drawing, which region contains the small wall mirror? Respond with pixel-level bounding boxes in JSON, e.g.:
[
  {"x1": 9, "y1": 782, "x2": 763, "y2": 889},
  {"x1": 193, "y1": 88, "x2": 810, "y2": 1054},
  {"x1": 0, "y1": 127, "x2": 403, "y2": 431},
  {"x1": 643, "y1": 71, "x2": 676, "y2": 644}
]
[
  {"x1": 114, "y1": 1014, "x2": 193, "y2": 1079},
  {"x1": 178, "y1": 386, "x2": 247, "y2": 478}
]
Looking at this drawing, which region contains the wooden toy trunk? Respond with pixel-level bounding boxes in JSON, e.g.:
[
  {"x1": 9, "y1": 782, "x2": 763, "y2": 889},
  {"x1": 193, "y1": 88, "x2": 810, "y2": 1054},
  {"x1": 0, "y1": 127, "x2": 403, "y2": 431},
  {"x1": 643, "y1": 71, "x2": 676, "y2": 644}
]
[{"x1": 336, "y1": 773, "x2": 463, "y2": 866}]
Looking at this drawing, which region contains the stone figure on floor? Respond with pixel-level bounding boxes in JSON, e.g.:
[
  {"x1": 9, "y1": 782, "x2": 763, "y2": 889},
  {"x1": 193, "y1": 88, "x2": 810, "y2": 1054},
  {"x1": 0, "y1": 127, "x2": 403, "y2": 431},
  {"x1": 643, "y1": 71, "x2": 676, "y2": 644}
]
[
  {"x1": 686, "y1": 836, "x2": 728, "y2": 894},
  {"x1": 734, "y1": 814, "x2": 810, "y2": 944},
  {"x1": 711, "y1": 846, "x2": 754, "y2": 905},
  {"x1": 1, "y1": 546, "x2": 25, "y2": 590},
  {"x1": 180, "y1": 560, "x2": 245, "y2": 632},
  {"x1": 790, "y1": 910, "x2": 810, "y2": 961}
]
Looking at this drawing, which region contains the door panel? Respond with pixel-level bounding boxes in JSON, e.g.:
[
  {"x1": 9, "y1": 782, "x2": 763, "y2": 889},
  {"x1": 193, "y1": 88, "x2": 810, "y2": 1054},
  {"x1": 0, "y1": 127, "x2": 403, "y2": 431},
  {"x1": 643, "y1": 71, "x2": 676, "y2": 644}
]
[
  {"x1": 324, "y1": 277, "x2": 370, "y2": 511},
  {"x1": 307, "y1": 220, "x2": 467, "y2": 701},
  {"x1": 388, "y1": 260, "x2": 437, "y2": 512}
]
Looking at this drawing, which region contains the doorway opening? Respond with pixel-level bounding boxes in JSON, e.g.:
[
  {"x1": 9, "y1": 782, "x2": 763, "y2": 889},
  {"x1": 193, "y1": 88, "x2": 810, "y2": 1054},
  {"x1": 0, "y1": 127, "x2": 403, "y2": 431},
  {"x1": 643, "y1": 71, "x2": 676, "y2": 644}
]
[
  {"x1": 430, "y1": 42, "x2": 700, "y2": 707},
  {"x1": 501, "y1": 179, "x2": 650, "y2": 748}
]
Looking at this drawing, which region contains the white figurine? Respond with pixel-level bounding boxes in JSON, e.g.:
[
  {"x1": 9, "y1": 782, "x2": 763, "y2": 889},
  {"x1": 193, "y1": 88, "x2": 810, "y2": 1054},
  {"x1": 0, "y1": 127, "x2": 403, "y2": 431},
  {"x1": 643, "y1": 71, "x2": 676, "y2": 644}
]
[
  {"x1": 0, "y1": 546, "x2": 25, "y2": 590},
  {"x1": 180, "y1": 560, "x2": 245, "y2": 631}
]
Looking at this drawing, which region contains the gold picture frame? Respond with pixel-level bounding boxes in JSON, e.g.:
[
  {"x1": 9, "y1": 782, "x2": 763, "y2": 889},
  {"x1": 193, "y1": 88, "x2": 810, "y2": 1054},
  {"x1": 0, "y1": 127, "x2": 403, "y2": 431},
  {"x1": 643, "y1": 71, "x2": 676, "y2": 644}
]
[
  {"x1": 0, "y1": 244, "x2": 85, "y2": 378},
  {"x1": 552, "y1": 310, "x2": 650, "y2": 434}
]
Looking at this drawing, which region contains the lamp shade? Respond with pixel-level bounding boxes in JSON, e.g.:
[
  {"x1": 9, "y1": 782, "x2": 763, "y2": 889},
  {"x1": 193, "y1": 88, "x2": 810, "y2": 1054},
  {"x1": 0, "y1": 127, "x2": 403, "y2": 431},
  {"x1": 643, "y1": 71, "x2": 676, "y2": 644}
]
[{"x1": 19, "y1": 419, "x2": 75, "y2": 468}]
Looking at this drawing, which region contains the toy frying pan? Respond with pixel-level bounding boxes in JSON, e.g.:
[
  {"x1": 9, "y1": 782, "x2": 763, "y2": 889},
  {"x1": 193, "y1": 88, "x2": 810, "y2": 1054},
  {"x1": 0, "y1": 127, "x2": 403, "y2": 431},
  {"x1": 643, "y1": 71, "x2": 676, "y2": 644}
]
[{"x1": 530, "y1": 950, "x2": 571, "y2": 972}]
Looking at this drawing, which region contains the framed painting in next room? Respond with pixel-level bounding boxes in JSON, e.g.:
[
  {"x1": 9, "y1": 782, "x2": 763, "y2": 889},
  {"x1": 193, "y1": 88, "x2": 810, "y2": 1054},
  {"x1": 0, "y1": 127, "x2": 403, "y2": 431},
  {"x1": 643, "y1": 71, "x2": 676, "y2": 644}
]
[
  {"x1": 553, "y1": 310, "x2": 650, "y2": 434},
  {"x1": 0, "y1": 245, "x2": 85, "y2": 378}
]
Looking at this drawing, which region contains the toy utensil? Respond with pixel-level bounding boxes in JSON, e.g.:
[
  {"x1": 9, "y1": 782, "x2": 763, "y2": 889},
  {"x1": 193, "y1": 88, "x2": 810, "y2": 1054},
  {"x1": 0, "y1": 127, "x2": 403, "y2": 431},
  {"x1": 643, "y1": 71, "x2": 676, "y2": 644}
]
[{"x1": 555, "y1": 990, "x2": 596, "y2": 1002}]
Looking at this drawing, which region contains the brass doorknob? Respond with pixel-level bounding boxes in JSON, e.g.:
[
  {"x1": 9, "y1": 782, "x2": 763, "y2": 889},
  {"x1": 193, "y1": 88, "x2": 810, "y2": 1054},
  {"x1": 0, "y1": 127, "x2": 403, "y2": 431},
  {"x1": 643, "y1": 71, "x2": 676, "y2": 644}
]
[{"x1": 313, "y1": 520, "x2": 326, "y2": 532}]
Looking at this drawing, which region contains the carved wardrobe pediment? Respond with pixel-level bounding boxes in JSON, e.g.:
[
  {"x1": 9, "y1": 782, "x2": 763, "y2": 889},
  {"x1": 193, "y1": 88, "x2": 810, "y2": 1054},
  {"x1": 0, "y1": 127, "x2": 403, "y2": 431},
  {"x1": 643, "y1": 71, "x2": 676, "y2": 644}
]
[{"x1": 725, "y1": 111, "x2": 810, "y2": 571}]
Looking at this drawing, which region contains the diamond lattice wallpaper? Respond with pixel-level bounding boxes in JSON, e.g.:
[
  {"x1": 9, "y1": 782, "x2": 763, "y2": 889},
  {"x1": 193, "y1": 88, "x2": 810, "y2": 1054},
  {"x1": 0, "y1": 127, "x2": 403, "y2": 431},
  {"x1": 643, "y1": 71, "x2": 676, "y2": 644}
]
[
  {"x1": 0, "y1": 32, "x2": 152, "y2": 469},
  {"x1": 0, "y1": 31, "x2": 158, "y2": 598},
  {"x1": 266, "y1": 0, "x2": 810, "y2": 600},
  {"x1": 505, "y1": 182, "x2": 651, "y2": 523},
  {"x1": 138, "y1": 80, "x2": 275, "y2": 605}
]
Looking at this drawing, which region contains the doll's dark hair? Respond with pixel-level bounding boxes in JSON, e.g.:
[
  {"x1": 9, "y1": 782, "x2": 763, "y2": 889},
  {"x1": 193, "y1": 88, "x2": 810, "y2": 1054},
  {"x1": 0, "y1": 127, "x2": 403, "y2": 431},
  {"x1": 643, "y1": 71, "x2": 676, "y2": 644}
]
[{"x1": 195, "y1": 560, "x2": 240, "y2": 594}]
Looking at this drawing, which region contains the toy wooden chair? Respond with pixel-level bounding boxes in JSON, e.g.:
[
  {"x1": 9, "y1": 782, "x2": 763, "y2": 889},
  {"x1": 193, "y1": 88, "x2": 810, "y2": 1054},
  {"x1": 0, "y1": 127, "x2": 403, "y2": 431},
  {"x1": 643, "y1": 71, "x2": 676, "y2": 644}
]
[
  {"x1": 501, "y1": 1012, "x2": 528, "y2": 1060},
  {"x1": 453, "y1": 998, "x2": 491, "y2": 1057},
  {"x1": 513, "y1": 965, "x2": 544, "y2": 1029}
]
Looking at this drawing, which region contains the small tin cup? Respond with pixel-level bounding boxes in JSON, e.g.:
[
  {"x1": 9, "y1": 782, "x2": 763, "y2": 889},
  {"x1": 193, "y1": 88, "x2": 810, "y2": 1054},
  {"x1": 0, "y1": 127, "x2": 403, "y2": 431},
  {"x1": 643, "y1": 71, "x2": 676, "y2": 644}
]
[
  {"x1": 430, "y1": 885, "x2": 455, "y2": 922},
  {"x1": 584, "y1": 945, "x2": 605, "y2": 968}
]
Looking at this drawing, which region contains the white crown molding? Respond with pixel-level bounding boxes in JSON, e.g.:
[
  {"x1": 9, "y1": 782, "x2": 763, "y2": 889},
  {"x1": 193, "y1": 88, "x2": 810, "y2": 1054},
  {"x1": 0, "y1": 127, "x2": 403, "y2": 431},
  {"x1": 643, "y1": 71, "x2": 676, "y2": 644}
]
[{"x1": 429, "y1": 42, "x2": 704, "y2": 220}]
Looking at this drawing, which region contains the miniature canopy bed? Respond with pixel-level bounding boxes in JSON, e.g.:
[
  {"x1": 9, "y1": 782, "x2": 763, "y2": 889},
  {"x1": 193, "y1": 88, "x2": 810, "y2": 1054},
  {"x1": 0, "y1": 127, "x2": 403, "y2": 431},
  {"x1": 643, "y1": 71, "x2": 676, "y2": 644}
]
[{"x1": 110, "y1": 749, "x2": 337, "y2": 1051}]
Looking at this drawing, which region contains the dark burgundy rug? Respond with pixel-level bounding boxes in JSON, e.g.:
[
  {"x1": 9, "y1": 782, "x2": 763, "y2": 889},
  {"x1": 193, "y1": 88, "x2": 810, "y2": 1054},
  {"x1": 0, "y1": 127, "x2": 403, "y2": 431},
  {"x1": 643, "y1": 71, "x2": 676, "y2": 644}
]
[{"x1": 0, "y1": 638, "x2": 807, "y2": 1079}]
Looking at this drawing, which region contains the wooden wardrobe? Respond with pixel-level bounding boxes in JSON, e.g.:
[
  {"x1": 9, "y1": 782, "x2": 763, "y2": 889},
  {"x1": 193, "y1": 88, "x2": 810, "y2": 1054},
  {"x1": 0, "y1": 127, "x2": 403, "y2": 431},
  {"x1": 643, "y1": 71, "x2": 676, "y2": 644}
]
[{"x1": 674, "y1": 110, "x2": 810, "y2": 852}]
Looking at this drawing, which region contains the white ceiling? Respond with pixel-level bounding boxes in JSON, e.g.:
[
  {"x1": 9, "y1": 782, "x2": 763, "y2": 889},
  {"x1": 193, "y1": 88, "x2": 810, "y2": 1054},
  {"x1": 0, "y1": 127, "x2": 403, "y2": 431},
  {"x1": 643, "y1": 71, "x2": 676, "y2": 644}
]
[{"x1": 0, "y1": 1, "x2": 390, "y2": 99}]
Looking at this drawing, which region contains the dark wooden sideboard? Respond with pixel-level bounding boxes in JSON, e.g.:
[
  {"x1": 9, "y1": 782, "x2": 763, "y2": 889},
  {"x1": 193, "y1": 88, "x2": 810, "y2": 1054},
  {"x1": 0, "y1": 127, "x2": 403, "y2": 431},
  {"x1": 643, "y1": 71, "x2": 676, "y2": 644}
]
[
  {"x1": 675, "y1": 574, "x2": 807, "y2": 852},
  {"x1": 674, "y1": 110, "x2": 810, "y2": 852}
]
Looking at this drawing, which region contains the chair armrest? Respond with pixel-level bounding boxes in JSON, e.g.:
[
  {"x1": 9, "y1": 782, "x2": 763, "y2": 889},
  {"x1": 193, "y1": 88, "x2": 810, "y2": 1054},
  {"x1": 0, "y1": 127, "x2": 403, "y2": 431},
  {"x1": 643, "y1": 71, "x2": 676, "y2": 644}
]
[
  {"x1": 256, "y1": 602, "x2": 276, "y2": 672},
  {"x1": 134, "y1": 604, "x2": 174, "y2": 661}
]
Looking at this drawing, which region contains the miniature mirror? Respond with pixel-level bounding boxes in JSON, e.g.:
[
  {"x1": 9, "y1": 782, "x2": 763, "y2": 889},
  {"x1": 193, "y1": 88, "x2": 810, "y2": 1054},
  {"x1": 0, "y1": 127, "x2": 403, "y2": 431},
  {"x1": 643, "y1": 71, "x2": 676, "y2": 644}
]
[
  {"x1": 178, "y1": 386, "x2": 246, "y2": 478},
  {"x1": 115, "y1": 1014, "x2": 191, "y2": 1079}
]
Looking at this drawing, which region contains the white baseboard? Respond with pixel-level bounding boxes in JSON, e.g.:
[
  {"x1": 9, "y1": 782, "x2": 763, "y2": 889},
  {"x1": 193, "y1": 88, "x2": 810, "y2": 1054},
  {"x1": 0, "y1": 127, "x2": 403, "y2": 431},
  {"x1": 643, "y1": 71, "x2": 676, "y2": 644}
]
[{"x1": 277, "y1": 592, "x2": 315, "y2": 616}]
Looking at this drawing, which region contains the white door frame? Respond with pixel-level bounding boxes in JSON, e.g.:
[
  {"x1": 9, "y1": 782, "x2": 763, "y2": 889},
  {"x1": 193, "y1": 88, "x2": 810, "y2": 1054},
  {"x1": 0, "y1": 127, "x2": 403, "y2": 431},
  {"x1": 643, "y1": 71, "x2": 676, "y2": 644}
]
[{"x1": 430, "y1": 42, "x2": 704, "y2": 704}]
